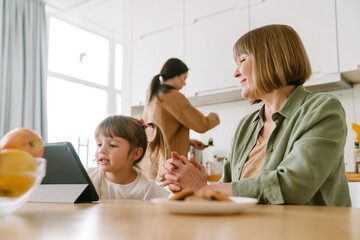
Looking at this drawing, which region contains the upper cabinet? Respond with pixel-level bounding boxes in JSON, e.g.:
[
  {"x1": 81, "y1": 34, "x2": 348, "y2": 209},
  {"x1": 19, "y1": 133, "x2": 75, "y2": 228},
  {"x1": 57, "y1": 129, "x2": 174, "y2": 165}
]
[
  {"x1": 132, "y1": 0, "x2": 249, "y2": 104},
  {"x1": 130, "y1": 0, "x2": 360, "y2": 107},
  {"x1": 184, "y1": 0, "x2": 247, "y2": 24},
  {"x1": 250, "y1": 0, "x2": 338, "y2": 79},
  {"x1": 183, "y1": 0, "x2": 249, "y2": 97},
  {"x1": 184, "y1": 7, "x2": 248, "y2": 97},
  {"x1": 132, "y1": 0, "x2": 183, "y2": 40},
  {"x1": 132, "y1": 28, "x2": 184, "y2": 106},
  {"x1": 337, "y1": 0, "x2": 360, "y2": 74},
  {"x1": 132, "y1": 0, "x2": 184, "y2": 106}
]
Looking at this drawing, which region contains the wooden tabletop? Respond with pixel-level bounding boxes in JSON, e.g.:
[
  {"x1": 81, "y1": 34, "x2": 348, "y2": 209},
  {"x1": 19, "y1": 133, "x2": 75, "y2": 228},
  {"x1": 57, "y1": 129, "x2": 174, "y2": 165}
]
[{"x1": 1, "y1": 200, "x2": 360, "y2": 240}]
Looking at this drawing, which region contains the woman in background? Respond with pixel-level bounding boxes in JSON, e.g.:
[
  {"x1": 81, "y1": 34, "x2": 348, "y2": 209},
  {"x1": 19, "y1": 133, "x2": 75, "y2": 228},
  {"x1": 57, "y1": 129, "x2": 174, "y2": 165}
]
[
  {"x1": 161, "y1": 25, "x2": 351, "y2": 206},
  {"x1": 142, "y1": 58, "x2": 220, "y2": 180}
]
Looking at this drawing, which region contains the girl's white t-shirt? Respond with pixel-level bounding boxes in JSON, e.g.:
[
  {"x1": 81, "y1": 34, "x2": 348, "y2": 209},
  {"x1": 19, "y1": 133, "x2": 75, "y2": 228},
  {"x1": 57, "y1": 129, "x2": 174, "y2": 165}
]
[{"x1": 87, "y1": 167, "x2": 170, "y2": 200}]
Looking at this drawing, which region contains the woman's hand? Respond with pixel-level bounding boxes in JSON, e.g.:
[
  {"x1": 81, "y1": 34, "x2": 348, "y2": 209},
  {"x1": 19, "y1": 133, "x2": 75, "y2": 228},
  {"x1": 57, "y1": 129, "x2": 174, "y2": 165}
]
[
  {"x1": 190, "y1": 139, "x2": 206, "y2": 150},
  {"x1": 160, "y1": 152, "x2": 208, "y2": 193}
]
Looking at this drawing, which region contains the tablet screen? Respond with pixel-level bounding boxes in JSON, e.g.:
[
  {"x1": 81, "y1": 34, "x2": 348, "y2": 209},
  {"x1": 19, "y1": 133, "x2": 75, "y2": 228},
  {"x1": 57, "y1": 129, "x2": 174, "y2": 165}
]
[{"x1": 41, "y1": 142, "x2": 99, "y2": 202}]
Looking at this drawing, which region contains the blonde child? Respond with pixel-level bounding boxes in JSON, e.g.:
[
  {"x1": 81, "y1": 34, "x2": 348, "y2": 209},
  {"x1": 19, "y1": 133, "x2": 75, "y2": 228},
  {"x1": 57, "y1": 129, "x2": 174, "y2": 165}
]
[{"x1": 87, "y1": 115, "x2": 170, "y2": 200}]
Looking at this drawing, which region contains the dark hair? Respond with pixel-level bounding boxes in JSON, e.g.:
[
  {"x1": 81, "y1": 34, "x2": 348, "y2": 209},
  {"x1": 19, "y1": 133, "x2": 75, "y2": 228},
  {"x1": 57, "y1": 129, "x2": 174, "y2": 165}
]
[
  {"x1": 147, "y1": 58, "x2": 189, "y2": 102},
  {"x1": 233, "y1": 24, "x2": 312, "y2": 104},
  {"x1": 94, "y1": 115, "x2": 169, "y2": 171}
]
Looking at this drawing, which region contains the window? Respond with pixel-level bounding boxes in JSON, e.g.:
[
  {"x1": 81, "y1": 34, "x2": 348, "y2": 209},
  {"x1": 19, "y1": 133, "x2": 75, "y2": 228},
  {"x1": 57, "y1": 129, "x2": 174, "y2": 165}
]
[{"x1": 47, "y1": 18, "x2": 123, "y2": 168}]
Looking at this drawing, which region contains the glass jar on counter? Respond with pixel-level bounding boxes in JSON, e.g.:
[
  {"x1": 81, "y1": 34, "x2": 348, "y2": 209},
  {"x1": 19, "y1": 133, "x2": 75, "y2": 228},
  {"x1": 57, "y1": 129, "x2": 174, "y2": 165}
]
[{"x1": 354, "y1": 142, "x2": 360, "y2": 173}]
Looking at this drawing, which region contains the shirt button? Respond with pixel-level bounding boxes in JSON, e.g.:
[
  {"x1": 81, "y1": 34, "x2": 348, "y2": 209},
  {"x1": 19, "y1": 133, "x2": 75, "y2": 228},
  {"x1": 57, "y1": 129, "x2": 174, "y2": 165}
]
[
  {"x1": 272, "y1": 113, "x2": 280, "y2": 121},
  {"x1": 268, "y1": 147, "x2": 273, "y2": 152}
]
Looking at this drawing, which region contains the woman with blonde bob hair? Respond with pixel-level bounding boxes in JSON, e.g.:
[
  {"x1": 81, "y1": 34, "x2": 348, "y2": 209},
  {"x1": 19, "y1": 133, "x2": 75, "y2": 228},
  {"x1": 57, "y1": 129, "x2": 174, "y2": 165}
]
[
  {"x1": 233, "y1": 24, "x2": 312, "y2": 102},
  {"x1": 161, "y1": 24, "x2": 351, "y2": 206}
]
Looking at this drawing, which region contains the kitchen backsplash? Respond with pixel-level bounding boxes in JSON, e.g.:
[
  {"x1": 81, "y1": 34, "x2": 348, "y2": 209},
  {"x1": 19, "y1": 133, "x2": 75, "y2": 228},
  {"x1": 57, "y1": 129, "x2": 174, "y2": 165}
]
[{"x1": 192, "y1": 83, "x2": 360, "y2": 172}]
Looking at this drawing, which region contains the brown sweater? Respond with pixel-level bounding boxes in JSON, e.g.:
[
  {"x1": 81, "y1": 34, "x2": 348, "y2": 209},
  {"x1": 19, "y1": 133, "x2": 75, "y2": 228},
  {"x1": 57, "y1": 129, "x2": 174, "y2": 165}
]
[{"x1": 142, "y1": 89, "x2": 220, "y2": 179}]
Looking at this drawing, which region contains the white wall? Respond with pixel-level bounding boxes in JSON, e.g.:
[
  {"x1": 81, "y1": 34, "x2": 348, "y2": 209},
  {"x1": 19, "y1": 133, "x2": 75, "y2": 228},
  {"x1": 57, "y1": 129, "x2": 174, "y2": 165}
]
[{"x1": 194, "y1": 83, "x2": 360, "y2": 172}]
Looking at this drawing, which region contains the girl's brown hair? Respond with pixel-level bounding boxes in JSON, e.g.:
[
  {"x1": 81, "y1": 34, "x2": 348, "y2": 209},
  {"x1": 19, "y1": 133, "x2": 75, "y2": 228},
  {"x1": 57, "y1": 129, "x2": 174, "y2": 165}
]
[
  {"x1": 233, "y1": 24, "x2": 312, "y2": 104},
  {"x1": 94, "y1": 115, "x2": 169, "y2": 178}
]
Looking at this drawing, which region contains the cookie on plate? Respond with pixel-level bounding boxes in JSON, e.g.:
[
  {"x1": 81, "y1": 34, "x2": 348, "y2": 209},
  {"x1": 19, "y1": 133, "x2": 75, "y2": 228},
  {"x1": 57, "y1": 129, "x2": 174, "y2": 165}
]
[
  {"x1": 170, "y1": 189, "x2": 194, "y2": 200},
  {"x1": 184, "y1": 195, "x2": 210, "y2": 202},
  {"x1": 200, "y1": 190, "x2": 231, "y2": 201}
]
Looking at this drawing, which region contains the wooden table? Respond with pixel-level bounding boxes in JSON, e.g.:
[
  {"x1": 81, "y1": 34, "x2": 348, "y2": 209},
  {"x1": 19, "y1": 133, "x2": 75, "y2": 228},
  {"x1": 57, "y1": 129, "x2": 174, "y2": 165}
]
[{"x1": 1, "y1": 200, "x2": 360, "y2": 240}]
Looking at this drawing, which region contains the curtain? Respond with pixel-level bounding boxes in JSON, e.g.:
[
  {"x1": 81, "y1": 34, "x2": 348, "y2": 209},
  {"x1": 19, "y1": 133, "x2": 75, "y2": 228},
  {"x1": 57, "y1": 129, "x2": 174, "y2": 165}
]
[{"x1": 0, "y1": 0, "x2": 48, "y2": 140}]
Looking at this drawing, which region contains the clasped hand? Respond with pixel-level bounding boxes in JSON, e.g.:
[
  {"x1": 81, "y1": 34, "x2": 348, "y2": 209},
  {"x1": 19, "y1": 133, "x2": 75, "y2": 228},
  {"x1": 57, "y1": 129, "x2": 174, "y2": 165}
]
[{"x1": 160, "y1": 152, "x2": 208, "y2": 193}]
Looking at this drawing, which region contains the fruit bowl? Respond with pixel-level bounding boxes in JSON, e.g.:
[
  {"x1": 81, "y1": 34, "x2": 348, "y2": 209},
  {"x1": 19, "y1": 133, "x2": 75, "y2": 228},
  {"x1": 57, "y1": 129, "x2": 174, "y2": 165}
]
[{"x1": 0, "y1": 158, "x2": 46, "y2": 217}]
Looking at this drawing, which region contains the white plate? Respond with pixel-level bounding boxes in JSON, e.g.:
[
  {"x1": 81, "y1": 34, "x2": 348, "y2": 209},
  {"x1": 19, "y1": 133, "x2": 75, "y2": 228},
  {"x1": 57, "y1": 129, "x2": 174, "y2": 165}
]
[{"x1": 150, "y1": 196, "x2": 258, "y2": 215}]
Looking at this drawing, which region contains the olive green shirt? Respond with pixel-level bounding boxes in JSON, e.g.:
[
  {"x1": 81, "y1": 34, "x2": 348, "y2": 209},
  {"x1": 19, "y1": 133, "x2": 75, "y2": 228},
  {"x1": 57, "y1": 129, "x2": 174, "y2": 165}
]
[{"x1": 220, "y1": 86, "x2": 351, "y2": 206}]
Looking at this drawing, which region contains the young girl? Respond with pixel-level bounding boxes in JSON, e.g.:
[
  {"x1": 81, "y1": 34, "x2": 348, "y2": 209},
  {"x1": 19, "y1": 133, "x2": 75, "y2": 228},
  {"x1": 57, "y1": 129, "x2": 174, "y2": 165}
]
[{"x1": 87, "y1": 115, "x2": 170, "y2": 200}]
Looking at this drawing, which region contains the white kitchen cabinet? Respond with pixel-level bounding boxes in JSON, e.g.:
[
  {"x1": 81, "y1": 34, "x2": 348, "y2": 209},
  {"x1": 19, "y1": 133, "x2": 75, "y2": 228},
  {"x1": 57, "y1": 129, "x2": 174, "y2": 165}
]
[
  {"x1": 249, "y1": 0, "x2": 338, "y2": 79},
  {"x1": 132, "y1": 28, "x2": 184, "y2": 106},
  {"x1": 184, "y1": 0, "x2": 247, "y2": 24},
  {"x1": 132, "y1": 0, "x2": 183, "y2": 40},
  {"x1": 184, "y1": 7, "x2": 249, "y2": 97},
  {"x1": 337, "y1": 0, "x2": 360, "y2": 73},
  {"x1": 132, "y1": 0, "x2": 184, "y2": 106}
]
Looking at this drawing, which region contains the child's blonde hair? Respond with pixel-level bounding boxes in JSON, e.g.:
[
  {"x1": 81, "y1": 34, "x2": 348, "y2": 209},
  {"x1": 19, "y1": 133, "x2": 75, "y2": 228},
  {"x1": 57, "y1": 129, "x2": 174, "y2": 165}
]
[{"x1": 94, "y1": 115, "x2": 169, "y2": 177}]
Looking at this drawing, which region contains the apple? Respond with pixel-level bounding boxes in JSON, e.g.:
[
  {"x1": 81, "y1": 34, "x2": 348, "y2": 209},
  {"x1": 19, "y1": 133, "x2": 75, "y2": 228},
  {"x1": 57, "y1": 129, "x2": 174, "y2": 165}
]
[{"x1": 0, "y1": 128, "x2": 44, "y2": 157}]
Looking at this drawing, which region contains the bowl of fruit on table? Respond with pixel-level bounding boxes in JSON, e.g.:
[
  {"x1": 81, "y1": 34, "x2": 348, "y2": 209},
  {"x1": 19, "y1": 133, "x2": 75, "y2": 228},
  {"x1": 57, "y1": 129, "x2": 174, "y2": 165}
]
[{"x1": 0, "y1": 128, "x2": 46, "y2": 216}]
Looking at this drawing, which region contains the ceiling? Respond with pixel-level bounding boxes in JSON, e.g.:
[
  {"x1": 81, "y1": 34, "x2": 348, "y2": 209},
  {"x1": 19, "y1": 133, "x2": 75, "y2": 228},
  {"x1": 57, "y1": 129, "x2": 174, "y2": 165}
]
[{"x1": 44, "y1": 0, "x2": 123, "y2": 42}]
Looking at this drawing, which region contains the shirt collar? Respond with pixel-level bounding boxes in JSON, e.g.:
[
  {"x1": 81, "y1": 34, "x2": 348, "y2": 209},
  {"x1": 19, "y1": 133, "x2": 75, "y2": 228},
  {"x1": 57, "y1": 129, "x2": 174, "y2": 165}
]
[
  {"x1": 253, "y1": 85, "x2": 310, "y2": 122},
  {"x1": 278, "y1": 85, "x2": 310, "y2": 118}
]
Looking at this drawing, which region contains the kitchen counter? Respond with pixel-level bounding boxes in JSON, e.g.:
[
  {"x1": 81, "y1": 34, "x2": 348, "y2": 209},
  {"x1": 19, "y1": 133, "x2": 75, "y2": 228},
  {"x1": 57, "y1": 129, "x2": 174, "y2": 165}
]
[
  {"x1": 1, "y1": 200, "x2": 360, "y2": 240},
  {"x1": 346, "y1": 172, "x2": 360, "y2": 182}
]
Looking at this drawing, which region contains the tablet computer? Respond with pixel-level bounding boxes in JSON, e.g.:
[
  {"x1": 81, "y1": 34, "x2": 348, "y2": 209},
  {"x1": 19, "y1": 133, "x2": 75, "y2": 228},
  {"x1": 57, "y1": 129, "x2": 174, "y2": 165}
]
[{"x1": 30, "y1": 142, "x2": 99, "y2": 203}]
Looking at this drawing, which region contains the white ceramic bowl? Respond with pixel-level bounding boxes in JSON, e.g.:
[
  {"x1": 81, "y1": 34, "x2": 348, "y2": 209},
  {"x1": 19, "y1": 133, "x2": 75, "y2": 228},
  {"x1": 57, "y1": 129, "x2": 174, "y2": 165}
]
[{"x1": 0, "y1": 158, "x2": 46, "y2": 217}]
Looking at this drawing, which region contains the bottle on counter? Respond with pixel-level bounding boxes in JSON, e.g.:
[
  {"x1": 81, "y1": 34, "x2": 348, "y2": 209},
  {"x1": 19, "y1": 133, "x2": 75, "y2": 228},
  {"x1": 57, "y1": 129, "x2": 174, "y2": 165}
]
[
  {"x1": 352, "y1": 123, "x2": 360, "y2": 173},
  {"x1": 355, "y1": 141, "x2": 360, "y2": 173}
]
